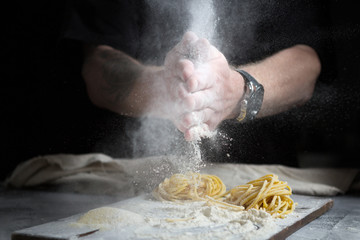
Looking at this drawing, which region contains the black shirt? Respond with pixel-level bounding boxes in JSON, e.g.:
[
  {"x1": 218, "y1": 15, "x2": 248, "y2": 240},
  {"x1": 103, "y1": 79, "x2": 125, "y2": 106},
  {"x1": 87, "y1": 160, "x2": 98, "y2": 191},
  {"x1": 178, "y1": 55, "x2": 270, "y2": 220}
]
[
  {"x1": 63, "y1": 0, "x2": 326, "y2": 65},
  {"x1": 4, "y1": 0, "x2": 359, "y2": 180},
  {"x1": 60, "y1": 0, "x2": 330, "y2": 166}
]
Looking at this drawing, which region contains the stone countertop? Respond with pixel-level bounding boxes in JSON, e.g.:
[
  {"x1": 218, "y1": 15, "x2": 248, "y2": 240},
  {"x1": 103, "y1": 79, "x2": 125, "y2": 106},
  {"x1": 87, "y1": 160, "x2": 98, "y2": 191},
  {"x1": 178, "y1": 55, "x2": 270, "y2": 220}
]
[{"x1": 1, "y1": 186, "x2": 359, "y2": 240}]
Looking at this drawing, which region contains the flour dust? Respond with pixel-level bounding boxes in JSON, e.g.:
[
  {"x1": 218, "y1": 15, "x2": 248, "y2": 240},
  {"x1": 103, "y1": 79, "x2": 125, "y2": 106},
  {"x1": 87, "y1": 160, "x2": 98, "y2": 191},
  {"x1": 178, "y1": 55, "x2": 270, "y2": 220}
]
[{"x1": 74, "y1": 199, "x2": 278, "y2": 240}]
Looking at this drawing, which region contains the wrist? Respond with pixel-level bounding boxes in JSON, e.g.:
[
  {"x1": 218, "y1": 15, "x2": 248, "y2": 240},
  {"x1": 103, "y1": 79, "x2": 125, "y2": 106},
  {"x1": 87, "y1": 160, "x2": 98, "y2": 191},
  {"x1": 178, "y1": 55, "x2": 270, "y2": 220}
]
[{"x1": 137, "y1": 66, "x2": 167, "y2": 116}]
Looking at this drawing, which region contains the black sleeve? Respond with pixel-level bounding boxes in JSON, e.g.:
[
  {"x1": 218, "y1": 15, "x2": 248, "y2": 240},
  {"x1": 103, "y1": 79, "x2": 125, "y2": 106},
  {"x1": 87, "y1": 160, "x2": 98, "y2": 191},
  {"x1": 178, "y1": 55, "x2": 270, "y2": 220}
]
[
  {"x1": 62, "y1": 0, "x2": 140, "y2": 57},
  {"x1": 253, "y1": 1, "x2": 331, "y2": 63}
]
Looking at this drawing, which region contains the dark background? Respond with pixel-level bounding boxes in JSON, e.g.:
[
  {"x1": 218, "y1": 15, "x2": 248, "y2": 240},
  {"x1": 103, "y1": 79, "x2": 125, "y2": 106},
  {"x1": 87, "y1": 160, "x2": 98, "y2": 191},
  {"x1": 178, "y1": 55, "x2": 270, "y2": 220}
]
[{"x1": 2, "y1": 0, "x2": 360, "y2": 180}]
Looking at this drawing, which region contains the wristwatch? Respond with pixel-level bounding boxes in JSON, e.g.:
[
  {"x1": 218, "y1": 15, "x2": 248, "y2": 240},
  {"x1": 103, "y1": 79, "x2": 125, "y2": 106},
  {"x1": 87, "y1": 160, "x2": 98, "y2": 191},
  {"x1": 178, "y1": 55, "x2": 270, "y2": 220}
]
[{"x1": 235, "y1": 69, "x2": 264, "y2": 122}]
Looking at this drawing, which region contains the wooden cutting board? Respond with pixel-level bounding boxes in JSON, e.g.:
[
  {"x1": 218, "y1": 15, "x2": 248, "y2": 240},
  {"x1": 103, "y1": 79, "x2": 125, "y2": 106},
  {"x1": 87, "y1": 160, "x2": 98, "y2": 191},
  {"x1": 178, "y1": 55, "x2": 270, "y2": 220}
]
[{"x1": 12, "y1": 194, "x2": 333, "y2": 240}]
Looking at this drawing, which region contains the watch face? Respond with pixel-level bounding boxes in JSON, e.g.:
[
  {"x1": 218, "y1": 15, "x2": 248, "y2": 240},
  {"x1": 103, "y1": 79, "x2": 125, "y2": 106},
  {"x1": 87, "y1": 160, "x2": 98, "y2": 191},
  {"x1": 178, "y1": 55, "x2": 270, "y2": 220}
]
[{"x1": 250, "y1": 86, "x2": 264, "y2": 116}]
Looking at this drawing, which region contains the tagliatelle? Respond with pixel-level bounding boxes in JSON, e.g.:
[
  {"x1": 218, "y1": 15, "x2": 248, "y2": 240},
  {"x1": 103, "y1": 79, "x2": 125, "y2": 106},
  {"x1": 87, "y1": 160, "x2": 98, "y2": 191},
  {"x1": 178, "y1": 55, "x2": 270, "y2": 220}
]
[
  {"x1": 153, "y1": 173, "x2": 296, "y2": 218},
  {"x1": 152, "y1": 172, "x2": 226, "y2": 201},
  {"x1": 224, "y1": 174, "x2": 296, "y2": 218}
]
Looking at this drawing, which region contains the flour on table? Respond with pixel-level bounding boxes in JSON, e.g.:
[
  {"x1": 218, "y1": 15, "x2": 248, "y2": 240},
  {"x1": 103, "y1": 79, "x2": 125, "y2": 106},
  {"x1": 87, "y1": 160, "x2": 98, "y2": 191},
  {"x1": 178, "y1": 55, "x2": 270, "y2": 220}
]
[
  {"x1": 73, "y1": 197, "x2": 278, "y2": 240},
  {"x1": 76, "y1": 207, "x2": 145, "y2": 230},
  {"x1": 138, "y1": 201, "x2": 277, "y2": 240}
]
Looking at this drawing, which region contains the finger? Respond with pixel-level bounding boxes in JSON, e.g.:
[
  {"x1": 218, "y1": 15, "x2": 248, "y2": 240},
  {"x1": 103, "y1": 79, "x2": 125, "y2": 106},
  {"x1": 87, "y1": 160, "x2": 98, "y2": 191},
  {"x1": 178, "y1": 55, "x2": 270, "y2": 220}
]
[
  {"x1": 179, "y1": 34, "x2": 212, "y2": 64},
  {"x1": 183, "y1": 90, "x2": 217, "y2": 111},
  {"x1": 178, "y1": 112, "x2": 196, "y2": 129},
  {"x1": 174, "y1": 120, "x2": 187, "y2": 133},
  {"x1": 182, "y1": 38, "x2": 211, "y2": 64},
  {"x1": 176, "y1": 83, "x2": 189, "y2": 99},
  {"x1": 184, "y1": 126, "x2": 200, "y2": 141},
  {"x1": 185, "y1": 123, "x2": 212, "y2": 141},
  {"x1": 196, "y1": 108, "x2": 213, "y2": 125},
  {"x1": 178, "y1": 108, "x2": 214, "y2": 129},
  {"x1": 205, "y1": 116, "x2": 221, "y2": 131},
  {"x1": 188, "y1": 108, "x2": 214, "y2": 127},
  {"x1": 184, "y1": 129, "x2": 193, "y2": 141},
  {"x1": 186, "y1": 65, "x2": 215, "y2": 92},
  {"x1": 164, "y1": 32, "x2": 198, "y2": 67},
  {"x1": 175, "y1": 59, "x2": 195, "y2": 82},
  {"x1": 176, "y1": 32, "x2": 199, "y2": 58},
  {"x1": 191, "y1": 109, "x2": 223, "y2": 132},
  {"x1": 192, "y1": 38, "x2": 211, "y2": 62},
  {"x1": 181, "y1": 31, "x2": 199, "y2": 45}
]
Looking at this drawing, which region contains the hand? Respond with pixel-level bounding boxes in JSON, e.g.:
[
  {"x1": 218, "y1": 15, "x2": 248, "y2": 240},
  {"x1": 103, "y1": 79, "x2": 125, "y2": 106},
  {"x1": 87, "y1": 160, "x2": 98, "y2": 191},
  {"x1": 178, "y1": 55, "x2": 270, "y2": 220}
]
[
  {"x1": 154, "y1": 32, "x2": 210, "y2": 127},
  {"x1": 174, "y1": 32, "x2": 245, "y2": 140},
  {"x1": 148, "y1": 33, "x2": 198, "y2": 124}
]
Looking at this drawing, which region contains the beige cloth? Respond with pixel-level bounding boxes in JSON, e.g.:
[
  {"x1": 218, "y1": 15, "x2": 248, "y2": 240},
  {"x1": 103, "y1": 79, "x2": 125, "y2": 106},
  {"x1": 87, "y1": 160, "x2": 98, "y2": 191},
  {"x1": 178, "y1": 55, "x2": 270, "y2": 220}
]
[
  {"x1": 204, "y1": 163, "x2": 358, "y2": 196},
  {"x1": 6, "y1": 153, "x2": 359, "y2": 196}
]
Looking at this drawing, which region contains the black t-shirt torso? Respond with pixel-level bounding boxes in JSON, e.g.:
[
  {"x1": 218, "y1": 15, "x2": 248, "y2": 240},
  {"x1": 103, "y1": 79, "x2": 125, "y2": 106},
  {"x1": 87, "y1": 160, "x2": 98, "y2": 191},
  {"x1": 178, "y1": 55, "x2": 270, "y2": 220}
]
[
  {"x1": 59, "y1": 0, "x2": 329, "y2": 166},
  {"x1": 4, "y1": 0, "x2": 359, "y2": 180},
  {"x1": 63, "y1": 0, "x2": 325, "y2": 65}
]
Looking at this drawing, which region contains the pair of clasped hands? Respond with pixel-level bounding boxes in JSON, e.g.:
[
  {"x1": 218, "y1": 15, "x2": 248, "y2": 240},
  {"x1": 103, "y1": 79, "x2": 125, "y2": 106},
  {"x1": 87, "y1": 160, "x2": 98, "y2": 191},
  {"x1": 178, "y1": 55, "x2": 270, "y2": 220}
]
[{"x1": 158, "y1": 32, "x2": 242, "y2": 141}]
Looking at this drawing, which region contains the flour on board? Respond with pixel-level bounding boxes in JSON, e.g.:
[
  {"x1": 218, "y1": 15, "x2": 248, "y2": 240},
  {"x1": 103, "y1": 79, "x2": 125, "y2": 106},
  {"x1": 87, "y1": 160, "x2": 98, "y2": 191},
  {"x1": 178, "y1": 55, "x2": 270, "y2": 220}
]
[
  {"x1": 75, "y1": 201, "x2": 278, "y2": 239},
  {"x1": 76, "y1": 207, "x2": 145, "y2": 230},
  {"x1": 140, "y1": 201, "x2": 278, "y2": 240}
]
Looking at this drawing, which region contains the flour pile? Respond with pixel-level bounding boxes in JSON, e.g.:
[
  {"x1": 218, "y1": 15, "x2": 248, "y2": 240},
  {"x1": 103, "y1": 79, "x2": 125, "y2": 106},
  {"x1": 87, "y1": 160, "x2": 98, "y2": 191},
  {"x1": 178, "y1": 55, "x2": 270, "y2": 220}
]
[
  {"x1": 75, "y1": 199, "x2": 278, "y2": 240},
  {"x1": 76, "y1": 207, "x2": 145, "y2": 230}
]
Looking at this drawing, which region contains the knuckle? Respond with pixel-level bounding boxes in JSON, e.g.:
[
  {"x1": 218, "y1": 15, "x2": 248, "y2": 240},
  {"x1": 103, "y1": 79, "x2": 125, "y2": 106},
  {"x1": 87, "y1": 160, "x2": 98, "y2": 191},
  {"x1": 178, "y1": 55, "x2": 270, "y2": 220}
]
[
  {"x1": 187, "y1": 77, "x2": 198, "y2": 92},
  {"x1": 184, "y1": 95, "x2": 195, "y2": 110},
  {"x1": 182, "y1": 113, "x2": 194, "y2": 127},
  {"x1": 177, "y1": 85, "x2": 187, "y2": 98}
]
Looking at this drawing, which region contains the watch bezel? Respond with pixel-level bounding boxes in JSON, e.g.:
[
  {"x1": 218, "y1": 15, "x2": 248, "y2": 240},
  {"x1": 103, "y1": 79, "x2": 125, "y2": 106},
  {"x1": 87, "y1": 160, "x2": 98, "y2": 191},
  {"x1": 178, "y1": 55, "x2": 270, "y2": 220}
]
[{"x1": 235, "y1": 69, "x2": 264, "y2": 122}]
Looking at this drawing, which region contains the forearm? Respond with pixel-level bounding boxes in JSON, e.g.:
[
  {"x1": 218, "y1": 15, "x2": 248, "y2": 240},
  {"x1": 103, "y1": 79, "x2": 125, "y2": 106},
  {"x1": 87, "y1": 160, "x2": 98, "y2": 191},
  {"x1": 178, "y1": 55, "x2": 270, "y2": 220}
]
[
  {"x1": 82, "y1": 44, "x2": 163, "y2": 116},
  {"x1": 238, "y1": 44, "x2": 321, "y2": 118}
]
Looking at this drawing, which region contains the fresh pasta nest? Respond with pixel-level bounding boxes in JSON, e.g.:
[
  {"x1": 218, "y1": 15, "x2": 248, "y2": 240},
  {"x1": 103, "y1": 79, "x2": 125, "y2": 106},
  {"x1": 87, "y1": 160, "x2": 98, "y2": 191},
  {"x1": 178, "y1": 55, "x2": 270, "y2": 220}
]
[
  {"x1": 153, "y1": 173, "x2": 296, "y2": 218},
  {"x1": 152, "y1": 172, "x2": 226, "y2": 201},
  {"x1": 224, "y1": 174, "x2": 296, "y2": 218}
]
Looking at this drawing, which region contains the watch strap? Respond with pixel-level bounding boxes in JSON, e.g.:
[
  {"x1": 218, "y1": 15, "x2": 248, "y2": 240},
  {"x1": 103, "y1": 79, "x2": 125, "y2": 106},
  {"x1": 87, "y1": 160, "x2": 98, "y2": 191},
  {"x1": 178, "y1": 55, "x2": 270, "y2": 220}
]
[{"x1": 235, "y1": 69, "x2": 264, "y2": 122}]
